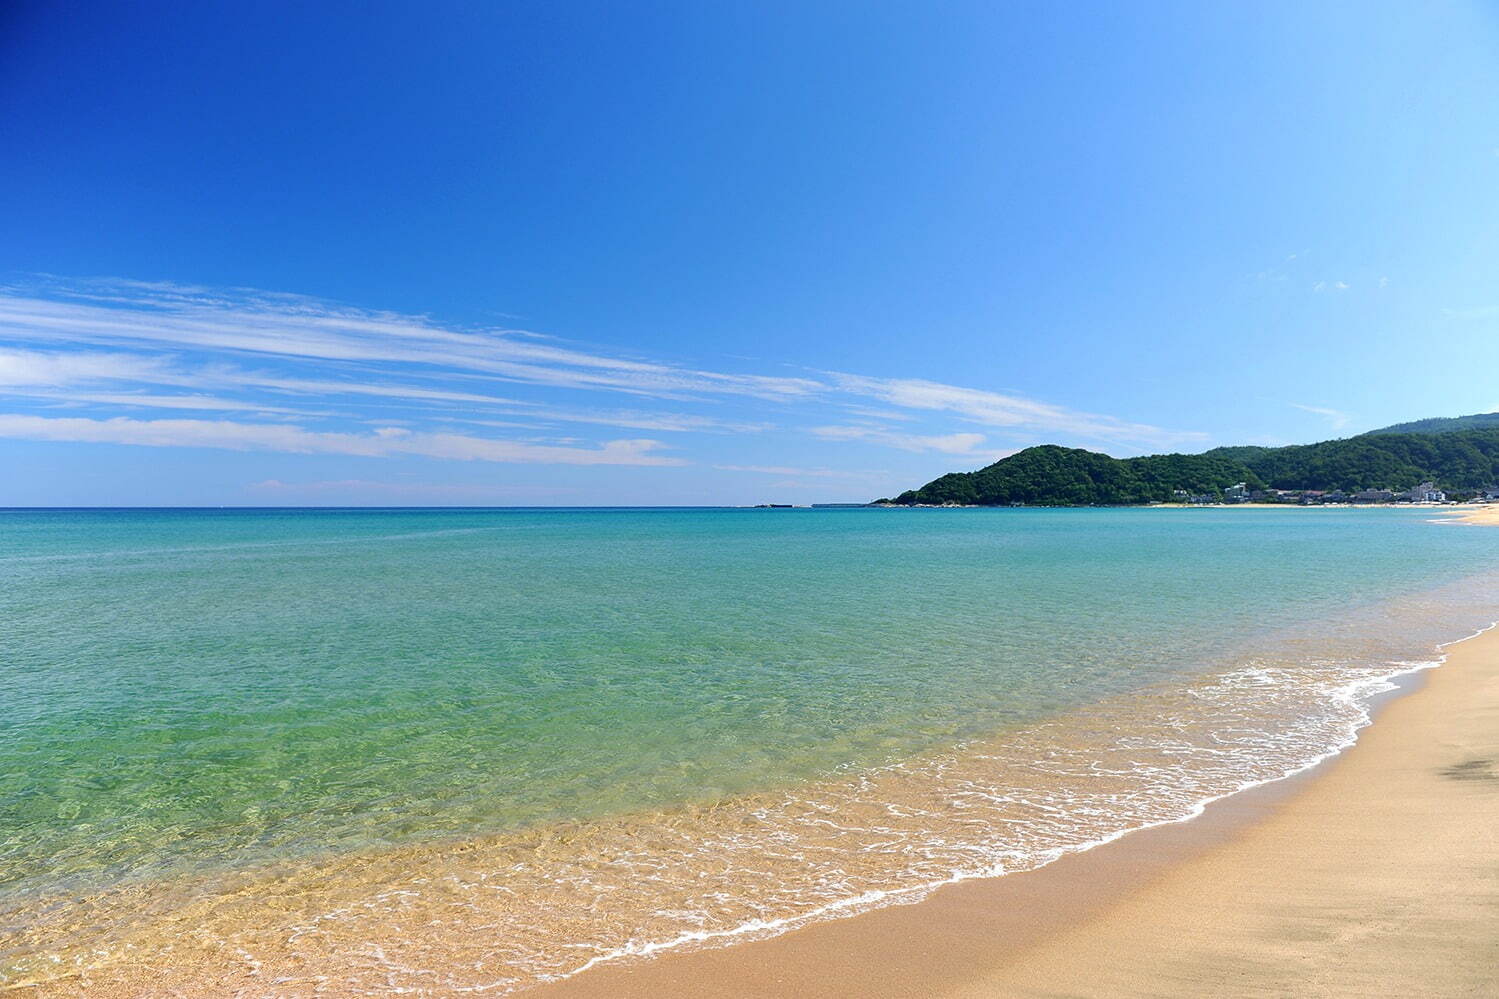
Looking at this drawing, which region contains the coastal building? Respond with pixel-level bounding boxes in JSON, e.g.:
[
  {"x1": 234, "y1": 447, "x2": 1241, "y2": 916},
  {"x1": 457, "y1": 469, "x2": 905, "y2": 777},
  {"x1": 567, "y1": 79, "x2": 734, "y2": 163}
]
[
  {"x1": 1350, "y1": 489, "x2": 1396, "y2": 504},
  {"x1": 1224, "y1": 482, "x2": 1249, "y2": 503},
  {"x1": 1407, "y1": 481, "x2": 1446, "y2": 503},
  {"x1": 1173, "y1": 488, "x2": 1217, "y2": 505}
]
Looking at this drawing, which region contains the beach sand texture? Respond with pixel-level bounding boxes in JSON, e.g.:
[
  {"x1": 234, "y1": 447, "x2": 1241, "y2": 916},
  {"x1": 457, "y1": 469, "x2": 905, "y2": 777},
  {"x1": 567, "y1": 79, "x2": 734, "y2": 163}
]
[
  {"x1": 1455, "y1": 503, "x2": 1499, "y2": 527},
  {"x1": 950, "y1": 623, "x2": 1499, "y2": 997}
]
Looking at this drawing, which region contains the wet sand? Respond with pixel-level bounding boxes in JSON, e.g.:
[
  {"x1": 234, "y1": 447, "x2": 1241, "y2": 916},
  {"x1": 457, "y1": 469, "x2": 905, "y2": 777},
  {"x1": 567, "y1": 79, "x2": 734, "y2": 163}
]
[{"x1": 541, "y1": 623, "x2": 1499, "y2": 998}]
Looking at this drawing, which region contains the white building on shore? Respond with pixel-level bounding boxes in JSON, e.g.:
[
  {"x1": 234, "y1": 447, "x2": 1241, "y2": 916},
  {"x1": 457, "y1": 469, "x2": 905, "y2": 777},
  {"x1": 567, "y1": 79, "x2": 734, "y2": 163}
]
[{"x1": 1405, "y1": 481, "x2": 1446, "y2": 503}]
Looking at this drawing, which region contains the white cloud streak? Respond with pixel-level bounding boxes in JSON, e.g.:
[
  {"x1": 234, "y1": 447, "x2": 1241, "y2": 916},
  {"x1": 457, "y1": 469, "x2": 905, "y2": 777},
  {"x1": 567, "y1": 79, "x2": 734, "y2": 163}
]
[
  {"x1": 0, "y1": 414, "x2": 683, "y2": 466},
  {"x1": 0, "y1": 347, "x2": 762, "y2": 431},
  {"x1": 1288, "y1": 402, "x2": 1351, "y2": 430},
  {"x1": 8, "y1": 390, "x2": 322, "y2": 416},
  {"x1": 0, "y1": 346, "x2": 171, "y2": 386},
  {"x1": 0, "y1": 286, "x2": 820, "y2": 400},
  {"x1": 0, "y1": 278, "x2": 1207, "y2": 465},
  {"x1": 247, "y1": 479, "x2": 578, "y2": 501},
  {"x1": 713, "y1": 464, "x2": 882, "y2": 479},
  {"x1": 810, "y1": 424, "x2": 994, "y2": 455},
  {"x1": 827, "y1": 374, "x2": 1205, "y2": 449},
  {"x1": 453, "y1": 408, "x2": 771, "y2": 434}
]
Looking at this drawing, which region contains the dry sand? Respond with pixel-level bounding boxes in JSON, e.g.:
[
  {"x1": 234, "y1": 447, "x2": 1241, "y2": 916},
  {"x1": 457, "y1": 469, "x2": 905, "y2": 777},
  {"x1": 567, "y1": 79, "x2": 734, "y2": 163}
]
[
  {"x1": 541, "y1": 622, "x2": 1499, "y2": 998},
  {"x1": 945, "y1": 623, "x2": 1499, "y2": 998},
  {"x1": 1452, "y1": 503, "x2": 1499, "y2": 527}
]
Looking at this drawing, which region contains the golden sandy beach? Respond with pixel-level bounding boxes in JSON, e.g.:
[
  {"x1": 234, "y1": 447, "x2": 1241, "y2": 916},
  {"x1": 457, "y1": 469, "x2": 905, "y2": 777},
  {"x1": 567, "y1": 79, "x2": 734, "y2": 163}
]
[
  {"x1": 946, "y1": 626, "x2": 1499, "y2": 996},
  {"x1": 1454, "y1": 503, "x2": 1499, "y2": 527}
]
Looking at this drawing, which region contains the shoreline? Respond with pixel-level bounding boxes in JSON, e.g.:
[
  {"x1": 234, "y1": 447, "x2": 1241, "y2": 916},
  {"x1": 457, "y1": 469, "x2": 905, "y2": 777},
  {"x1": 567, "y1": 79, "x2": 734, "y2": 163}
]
[
  {"x1": 8, "y1": 509, "x2": 1496, "y2": 996},
  {"x1": 1451, "y1": 503, "x2": 1499, "y2": 526},
  {"x1": 538, "y1": 622, "x2": 1499, "y2": 997},
  {"x1": 875, "y1": 501, "x2": 1498, "y2": 511}
]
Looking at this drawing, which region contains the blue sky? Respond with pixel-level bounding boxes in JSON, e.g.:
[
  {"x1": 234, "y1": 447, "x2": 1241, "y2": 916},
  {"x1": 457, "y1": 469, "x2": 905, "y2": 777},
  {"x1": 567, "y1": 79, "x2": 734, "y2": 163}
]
[{"x1": 2, "y1": 2, "x2": 1497, "y2": 505}]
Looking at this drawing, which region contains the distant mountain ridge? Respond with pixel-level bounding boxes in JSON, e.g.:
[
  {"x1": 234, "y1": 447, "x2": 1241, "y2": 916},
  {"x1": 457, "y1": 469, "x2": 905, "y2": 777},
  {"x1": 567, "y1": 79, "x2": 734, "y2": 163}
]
[
  {"x1": 879, "y1": 420, "x2": 1499, "y2": 507},
  {"x1": 1364, "y1": 412, "x2": 1499, "y2": 436}
]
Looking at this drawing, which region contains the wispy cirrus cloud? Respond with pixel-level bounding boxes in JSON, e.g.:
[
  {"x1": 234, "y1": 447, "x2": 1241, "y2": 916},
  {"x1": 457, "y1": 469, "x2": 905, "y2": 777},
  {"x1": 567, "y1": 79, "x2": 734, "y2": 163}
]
[
  {"x1": 713, "y1": 463, "x2": 885, "y2": 479},
  {"x1": 0, "y1": 282, "x2": 821, "y2": 401},
  {"x1": 827, "y1": 374, "x2": 1206, "y2": 450},
  {"x1": 809, "y1": 424, "x2": 995, "y2": 456},
  {"x1": 0, "y1": 343, "x2": 772, "y2": 440},
  {"x1": 247, "y1": 478, "x2": 580, "y2": 501},
  {"x1": 1288, "y1": 402, "x2": 1350, "y2": 430},
  {"x1": 0, "y1": 346, "x2": 172, "y2": 386},
  {"x1": 0, "y1": 413, "x2": 683, "y2": 465},
  {"x1": 450, "y1": 407, "x2": 771, "y2": 435},
  {"x1": 20, "y1": 391, "x2": 323, "y2": 416},
  {"x1": 0, "y1": 277, "x2": 1206, "y2": 469}
]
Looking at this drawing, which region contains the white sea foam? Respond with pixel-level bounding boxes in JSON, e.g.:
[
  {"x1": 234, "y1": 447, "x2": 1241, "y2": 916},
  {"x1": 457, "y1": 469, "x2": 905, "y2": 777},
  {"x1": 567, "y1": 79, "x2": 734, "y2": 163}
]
[{"x1": 534, "y1": 616, "x2": 1499, "y2": 988}]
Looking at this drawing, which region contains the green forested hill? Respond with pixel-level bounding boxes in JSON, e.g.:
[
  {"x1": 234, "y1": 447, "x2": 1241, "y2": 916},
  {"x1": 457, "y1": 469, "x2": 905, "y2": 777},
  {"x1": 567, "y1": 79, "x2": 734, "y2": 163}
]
[
  {"x1": 1365, "y1": 412, "x2": 1499, "y2": 436},
  {"x1": 882, "y1": 429, "x2": 1499, "y2": 506}
]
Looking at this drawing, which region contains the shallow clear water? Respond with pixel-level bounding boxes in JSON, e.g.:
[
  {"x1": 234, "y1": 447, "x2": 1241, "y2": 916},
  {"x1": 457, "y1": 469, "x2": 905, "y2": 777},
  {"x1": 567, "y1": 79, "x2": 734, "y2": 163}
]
[{"x1": 3, "y1": 507, "x2": 1498, "y2": 991}]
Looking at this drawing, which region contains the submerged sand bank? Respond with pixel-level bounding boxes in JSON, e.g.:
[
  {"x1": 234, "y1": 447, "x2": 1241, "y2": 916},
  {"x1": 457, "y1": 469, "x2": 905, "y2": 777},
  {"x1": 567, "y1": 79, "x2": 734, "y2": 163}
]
[{"x1": 542, "y1": 626, "x2": 1499, "y2": 998}]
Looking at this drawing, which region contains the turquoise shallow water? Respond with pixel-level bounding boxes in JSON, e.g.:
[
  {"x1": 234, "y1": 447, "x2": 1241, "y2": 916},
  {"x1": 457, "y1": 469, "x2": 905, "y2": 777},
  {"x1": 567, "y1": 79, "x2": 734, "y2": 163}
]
[
  {"x1": 4, "y1": 505, "x2": 1498, "y2": 912},
  {"x1": 6, "y1": 506, "x2": 1499, "y2": 995}
]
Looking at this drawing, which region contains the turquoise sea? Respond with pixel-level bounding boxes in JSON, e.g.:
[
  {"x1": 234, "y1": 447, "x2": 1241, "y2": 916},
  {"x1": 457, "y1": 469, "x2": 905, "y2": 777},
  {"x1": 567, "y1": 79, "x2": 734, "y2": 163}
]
[{"x1": 3, "y1": 507, "x2": 1498, "y2": 992}]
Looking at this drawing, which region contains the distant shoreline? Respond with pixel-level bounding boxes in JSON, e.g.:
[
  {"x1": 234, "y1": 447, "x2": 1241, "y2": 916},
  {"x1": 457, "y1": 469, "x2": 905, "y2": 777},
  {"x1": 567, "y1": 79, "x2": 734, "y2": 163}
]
[{"x1": 869, "y1": 500, "x2": 1497, "y2": 511}]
